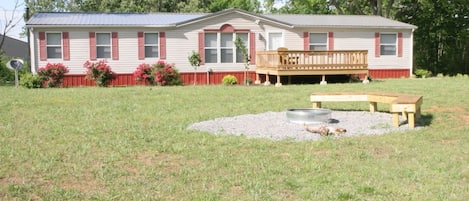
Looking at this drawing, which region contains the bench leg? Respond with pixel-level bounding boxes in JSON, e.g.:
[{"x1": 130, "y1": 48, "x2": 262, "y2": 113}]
[
  {"x1": 369, "y1": 102, "x2": 377, "y2": 113},
  {"x1": 312, "y1": 102, "x2": 321, "y2": 108},
  {"x1": 402, "y1": 111, "x2": 408, "y2": 120},
  {"x1": 392, "y1": 113, "x2": 400, "y2": 127},
  {"x1": 408, "y1": 113, "x2": 415, "y2": 128}
]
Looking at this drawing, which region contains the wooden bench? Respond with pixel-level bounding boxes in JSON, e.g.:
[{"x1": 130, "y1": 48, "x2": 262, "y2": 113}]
[{"x1": 310, "y1": 92, "x2": 423, "y2": 128}]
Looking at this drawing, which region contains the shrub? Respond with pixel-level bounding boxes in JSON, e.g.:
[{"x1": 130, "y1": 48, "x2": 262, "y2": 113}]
[
  {"x1": 414, "y1": 69, "x2": 432, "y2": 78},
  {"x1": 20, "y1": 73, "x2": 44, "y2": 88},
  {"x1": 222, "y1": 75, "x2": 238, "y2": 85},
  {"x1": 0, "y1": 62, "x2": 14, "y2": 84},
  {"x1": 133, "y1": 60, "x2": 182, "y2": 86},
  {"x1": 133, "y1": 63, "x2": 155, "y2": 85},
  {"x1": 84, "y1": 60, "x2": 116, "y2": 87},
  {"x1": 37, "y1": 63, "x2": 69, "y2": 87}
]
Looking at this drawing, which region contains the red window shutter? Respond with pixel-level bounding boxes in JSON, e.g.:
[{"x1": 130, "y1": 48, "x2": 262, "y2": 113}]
[
  {"x1": 89, "y1": 32, "x2": 96, "y2": 60},
  {"x1": 328, "y1": 32, "x2": 334, "y2": 50},
  {"x1": 397, "y1": 32, "x2": 403, "y2": 57},
  {"x1": 303, "y1": 32, "x2": 309, "y2": 50},
  {"x1": 375, "y1": 32, "x2": 380, "y2": 57},
  {"x1": 62, "y1": 32, "x2": 70, "y2": 60},
  {"x1": 138, "y1": 32, "x2": 144, "y2": 60},
  {"x1": 39, "y1": 32, "x2": 46, "y2": 61},
  {"x1": 159, "y1": 32, "x2": 166, "y2": 59},
  {"x1": 198, "y1": 32, "x2": 205, "y2": 65},
  {"x1": 112, "y1": 32, "x2": 119, "y2": 60},
  {"x1": 249, "y1": 32, "x2": 256, "y2": 64}
]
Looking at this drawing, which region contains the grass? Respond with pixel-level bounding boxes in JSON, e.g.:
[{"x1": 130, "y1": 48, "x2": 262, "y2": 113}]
[{"x1": 1, "y1": 77, "x2": 468, "y2": 200}]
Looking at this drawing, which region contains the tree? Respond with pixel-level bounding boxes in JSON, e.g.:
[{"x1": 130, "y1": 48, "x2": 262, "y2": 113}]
[
  {"x1": 208, "y1": 0, "x2": 261, "y2": 13},
  {"x1": 396, "y1": 0, "x2": 469, "y2": 75},
  {"x1": 277, "y1": 0, "x2": 332, "y2": 14},
  {"x1": 1, "y1": 0, "x2": 24, "y2": 60},
  {"x1": 329, "y1": 0, "x2": 400, "y2": 18},
  {"x1": 188, "y1": 51, "x2": 202, "y2": 85},
  {"x1": 234, "y1": 35, "x2": 250, "y2": 85}
]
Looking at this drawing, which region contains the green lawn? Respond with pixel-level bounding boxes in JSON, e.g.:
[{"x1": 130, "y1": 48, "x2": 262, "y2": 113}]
[{"x1": 1, "y1": 78, "x2": 468, "y2": 200}]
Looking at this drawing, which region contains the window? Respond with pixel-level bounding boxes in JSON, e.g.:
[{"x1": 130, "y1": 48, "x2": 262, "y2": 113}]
[
  {"x1": 96, "y1": 33, "x2": 111, "y2": 58},
  {"x1": 46, "y1": 33, "x2": 62, "y2": 59},
  {"x1": 221, "y1": 33, "x2": 233, "y2": 63},
  {"x1": 309, "y1": 33, "x2": 327, "y2": 50},
  {"x1": 380, "y1": 33, "x2": 397, "y2": 55},
  {"x1": 204, "y1": 33, "x2": 217, "y2": 63},
  {"x1": 236, "y1": 33, "x2": 248, "y2": 63},
  {"x1": 144, "y1": 33, "x2": 159, "y2": 58},
  {"x1": 204, "y1": 32, "x2": 249, "y2": 63},
  {"x1": 267, "y1": 32, "x2": 283, "y2": 50}
]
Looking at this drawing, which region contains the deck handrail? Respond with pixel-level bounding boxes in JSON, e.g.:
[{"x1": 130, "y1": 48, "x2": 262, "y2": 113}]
[{"x1": 256, "y1": 49, "x2": 368, "y2": 71}]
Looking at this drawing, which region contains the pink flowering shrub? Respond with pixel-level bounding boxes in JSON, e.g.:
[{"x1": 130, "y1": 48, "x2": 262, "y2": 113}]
[
  {"x1": 37, "y1": 63, "x2": 69, "y2": 87},
  {"x1": 133, "y1": 63, "x2": 155, "y2": 85},
  {"x1": 83, "y1": 60, "x2": 116, "y2": 87},
  {"x1": 133, "y1": 60, "x2": 182, "y2": 86}
]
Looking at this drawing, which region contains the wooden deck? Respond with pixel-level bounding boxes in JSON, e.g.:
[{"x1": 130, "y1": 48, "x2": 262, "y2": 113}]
[{"x1": 255, "y1": 48, "x2": 368, "y2": 85}]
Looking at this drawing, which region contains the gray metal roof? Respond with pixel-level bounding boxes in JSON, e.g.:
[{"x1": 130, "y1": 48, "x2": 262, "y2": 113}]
[
  {"x1": 27, "y1": 12, "x2": 205, "y2": 27},
  {"x1": 27, "y1": 9, "x2": 416, "y2": 29},
  {"x1": 265, "y1": 14, "x2": 417, "y2": 29}
]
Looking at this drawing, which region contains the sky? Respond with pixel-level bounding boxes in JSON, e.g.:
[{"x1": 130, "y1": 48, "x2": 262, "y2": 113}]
[{"x1": 0, "y1": 0, "x2": 26, "y2": 41}]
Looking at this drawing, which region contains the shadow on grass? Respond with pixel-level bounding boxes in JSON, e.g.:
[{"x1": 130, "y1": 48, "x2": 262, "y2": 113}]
[{"x1": 415, "y1": 114, "x2": 434, "y2": 127}]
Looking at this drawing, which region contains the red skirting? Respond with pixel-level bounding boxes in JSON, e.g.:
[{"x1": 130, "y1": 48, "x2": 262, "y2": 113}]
[
  {"x1": 369, "y1": 69, "x2": 410, "y2": 79},
  {"x1": 61, "y1": 71, "x2": 257, "y2": 87},
  {"x1": 60, "y1": 69, "x2": 409, "y2": 87}
]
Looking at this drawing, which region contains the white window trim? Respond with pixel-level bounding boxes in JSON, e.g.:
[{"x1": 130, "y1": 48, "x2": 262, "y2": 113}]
[
  {"x1": 266, "y1": 31, "x2": 284, "y2": 50},
  {"x1": 309, "y1": 32, "x2": 328, "y2": 50},
  {"x1": 46, "y1": 32, "x2": 63, "y2": 59},
  {"x1": 204, "y1": 32, "x2": 250, "y2": 64},
  {"x1": 144, "y1": 32, "x2": 160, "y2": 58},
  {"x1": 96, "y1": 32, "x2": 112, "y2": 59},
  {"x1": 380, "y1": 33, "x2": 398, "y2": 56}
]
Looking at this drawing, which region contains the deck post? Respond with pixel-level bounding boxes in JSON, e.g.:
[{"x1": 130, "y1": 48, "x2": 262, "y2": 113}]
[
  {"x1": 275, "y1": 75, "x2": 282, "y2": 87},
  {"x1": 320, "y1": 75, "x2": 327, "y2": 85},
  {"x1": 264, "y1": 73, "x2": 271, "y2": 85},
  {"x1": 255, "y1": 73, "x2": 261, "y2": 85}
]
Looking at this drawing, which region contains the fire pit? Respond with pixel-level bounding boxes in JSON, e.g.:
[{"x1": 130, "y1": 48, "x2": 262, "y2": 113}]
[{"x1": 286, "y1": 108, "x2": 331, "y2": 124}]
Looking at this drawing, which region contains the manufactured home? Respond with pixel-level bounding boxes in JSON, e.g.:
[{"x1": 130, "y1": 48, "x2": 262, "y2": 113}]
[{"x1": 26, "y1": 8, "x2": 417, "y2": 86}]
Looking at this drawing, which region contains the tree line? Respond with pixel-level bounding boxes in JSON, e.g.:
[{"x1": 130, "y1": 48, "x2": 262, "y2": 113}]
[{"x1": 16, "y1": 0, "x2": 469, "y2": 75}]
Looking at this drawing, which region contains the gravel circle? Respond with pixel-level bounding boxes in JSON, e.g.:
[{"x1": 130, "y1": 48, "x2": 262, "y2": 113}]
[{"x1": 188, "y1": 111, "x2": 423, "y2": 141}]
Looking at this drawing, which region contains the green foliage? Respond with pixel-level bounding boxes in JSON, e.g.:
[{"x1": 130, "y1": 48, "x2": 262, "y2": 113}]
[
  {"x1": 188, "y1": 51, "x2": 202, "y2": 70},
  {"x1": 234, "y1": 36, "x2": 250, "y2": 68},
  {"x1": 19, "y1": 73, "x2": 44, "y2": 88},
  {"x1": 153, "y1": 60, "x2": 183, "y2": 86},
  {"x1": 414, "y1": 68, "x2": 432, "y2": 78},
  {"x1": 397, "y1": 0, "x2": 469, "y2": 75},
  {"x1": 84, "y1": 60, "x2": 116, "y2": 87},
  {"x1": 37, "y1": 63, "x2": 69, "y2": 87},
  {"x1": 0, "y1": 62, "x2": 15, "y2": 83},
  {"x1": 277, "y1": 0, "x2": 332, "y2": 14},
  {"x1": 133, "y1": 60, "x2": 182, "y2": 86},
  {"x1": 221, "y1": 74, "x2": 238, "y2": 85}
]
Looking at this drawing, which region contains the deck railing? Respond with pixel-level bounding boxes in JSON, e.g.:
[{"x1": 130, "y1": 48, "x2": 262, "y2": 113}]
[{"x1": 255, "y1": 49, "x2": 368, "y2": 74}]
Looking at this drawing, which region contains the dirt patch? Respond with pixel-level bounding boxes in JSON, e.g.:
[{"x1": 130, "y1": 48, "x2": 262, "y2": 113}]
[
  {"x1": 61, "y1": 163, "x2": 108, "y2": 194},
  {"x1": 426, "y1": 105, "x2": 465, "y2": 113},
  {"x1": 426, "y1": 105, "x2": 469, "y2": 127}
]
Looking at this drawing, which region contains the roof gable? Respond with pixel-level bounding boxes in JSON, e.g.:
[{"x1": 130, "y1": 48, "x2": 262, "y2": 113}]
[{"x1": 175, "y1": 8, "x2": 293, "y2": 28}]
